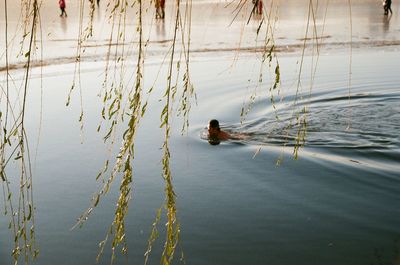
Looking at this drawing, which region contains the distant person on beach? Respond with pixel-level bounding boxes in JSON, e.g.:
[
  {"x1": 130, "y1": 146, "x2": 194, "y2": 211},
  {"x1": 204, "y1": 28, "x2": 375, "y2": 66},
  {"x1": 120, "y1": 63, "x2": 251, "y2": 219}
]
[
  {"x1": 383, "y1": 0, "x2": 393, "y2": 15},
  {"x1": 155, "y1": 0, "x2": 165, "y2": 19},
  {"x1": 252, "y1": 0, "x2": 263, "y2": 15},
  {"x1": 59, "y1": 0, "x2": 67, "y2": 17},
  {"x1": 155, "y1": 0, "x2": 161, "y2": 18},
  {"x1": 257, "y1": 0, "x2": 263, "y2": 14},
  {"x1": 160, "y1": 0, "x2": 165, "y2": 18}
]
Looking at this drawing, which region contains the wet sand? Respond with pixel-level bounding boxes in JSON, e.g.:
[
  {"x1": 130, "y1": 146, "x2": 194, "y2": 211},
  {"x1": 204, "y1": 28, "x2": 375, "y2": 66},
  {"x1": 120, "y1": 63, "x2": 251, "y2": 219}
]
[{"x1": 0, "y1": 0, "x2": 399, "y2": 71}]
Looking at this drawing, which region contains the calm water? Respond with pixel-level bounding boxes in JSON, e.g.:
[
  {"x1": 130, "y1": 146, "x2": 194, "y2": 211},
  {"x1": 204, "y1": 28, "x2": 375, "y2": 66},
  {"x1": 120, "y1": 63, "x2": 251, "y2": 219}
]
[
  {"x1": 1, "y1": 1, "x2": 400, "y2": 265},
  {"x1": 1, "y1": 50, "x2": 399, "y2": 265}
]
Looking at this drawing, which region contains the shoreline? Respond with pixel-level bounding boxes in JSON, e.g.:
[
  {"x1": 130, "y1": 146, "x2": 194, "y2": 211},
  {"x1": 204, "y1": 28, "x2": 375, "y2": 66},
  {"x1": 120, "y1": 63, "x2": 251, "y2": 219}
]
[
  {"x1": 1, "y1": 0, "x2": 399, "y2": 71},
  {"x1": 1, "y1": 39, "x2": 399, "y2": 73}
]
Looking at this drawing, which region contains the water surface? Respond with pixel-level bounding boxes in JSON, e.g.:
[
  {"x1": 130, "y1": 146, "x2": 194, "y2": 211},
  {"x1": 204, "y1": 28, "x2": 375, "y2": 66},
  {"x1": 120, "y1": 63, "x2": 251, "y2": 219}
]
[{"x1": 0, "y1": 1, "x2": 400, "y2": 265}]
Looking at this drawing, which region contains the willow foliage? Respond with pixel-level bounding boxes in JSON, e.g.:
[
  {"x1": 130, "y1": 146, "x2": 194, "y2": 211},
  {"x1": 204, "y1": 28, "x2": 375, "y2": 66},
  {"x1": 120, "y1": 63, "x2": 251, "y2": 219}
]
[
  {"x1": 0, "y1": 0, "x2": 348, "y2": 264},
  {"x1": 71, "y1": 0, "x2": 193, "y2": 263},
  {"x1": 1, "y1": 0, "x2": 40, "y2": 264}
]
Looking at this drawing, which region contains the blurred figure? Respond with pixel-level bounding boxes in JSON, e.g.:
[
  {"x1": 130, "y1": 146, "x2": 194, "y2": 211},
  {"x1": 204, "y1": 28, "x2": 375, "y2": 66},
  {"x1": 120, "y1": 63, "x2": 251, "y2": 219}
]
[
  {"x1": 89, "y1": 0, "x2": 95, "y2": 9},
  {"x1": 257, "y1": 0, "x2": 263, "y2": 15},
  {"x1": 383, "y1": 0, "x2": 393, "y2": 15},
  {"x1": 59, "y1": 0, "x2": 67, "y2": 17},
  {"x1": 252, "y1": 0, "x2": 263, "y2": 15},
  {"x1": 97, "y1": 0, "x2": 100, "y2": 5},
  {"x1": 155, "y1": 0, "x2": 160, "y2": 19},
  {"x1": 155, "y1": 0, "x2": 165, "y2": 19},
  {"x1": 160, "y1": 0, "x2": 165, "y2": 18}
]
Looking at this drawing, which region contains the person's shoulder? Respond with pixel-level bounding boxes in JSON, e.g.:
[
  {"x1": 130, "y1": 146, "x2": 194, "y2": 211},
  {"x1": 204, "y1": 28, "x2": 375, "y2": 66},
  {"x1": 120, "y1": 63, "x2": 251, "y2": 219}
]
[{"x1": 219, "y1": 130, "x2": 231, "y2": 140}]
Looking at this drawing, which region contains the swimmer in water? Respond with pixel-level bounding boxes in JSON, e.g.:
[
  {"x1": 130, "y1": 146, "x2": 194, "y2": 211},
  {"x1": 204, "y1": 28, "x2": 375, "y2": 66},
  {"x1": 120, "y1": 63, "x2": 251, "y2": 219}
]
[
  {"x1": 207, "y1": 119, "x2": 231, "y2": 145},
  {"x1": 207, "y1": 119, "x2": 249, "y2": 145}
]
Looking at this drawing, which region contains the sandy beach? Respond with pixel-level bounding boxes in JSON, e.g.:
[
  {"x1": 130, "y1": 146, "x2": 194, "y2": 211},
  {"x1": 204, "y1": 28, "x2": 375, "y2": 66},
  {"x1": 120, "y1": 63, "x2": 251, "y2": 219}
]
[{"x1": 1, "y1": 0, "x2": 400, "y2": 71}]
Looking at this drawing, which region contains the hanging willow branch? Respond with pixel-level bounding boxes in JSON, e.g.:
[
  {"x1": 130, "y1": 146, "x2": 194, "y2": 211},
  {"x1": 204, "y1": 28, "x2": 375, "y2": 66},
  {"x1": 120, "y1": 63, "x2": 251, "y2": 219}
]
[
  {"x1": 1, "y1": 0, "x2": 40, "y2": 264},
  {"x1": 1, "y1": 1, "x2": 356, "y2": 265},
  {"x1": 159, "y1": 0, "x2": 181, "y2": 262},
  {"x1": 73, "y1": 0, "x2": 144, "y2": 263},
  {"x1": 72, "y1": 0, "x2": 197, "y2": 262}
]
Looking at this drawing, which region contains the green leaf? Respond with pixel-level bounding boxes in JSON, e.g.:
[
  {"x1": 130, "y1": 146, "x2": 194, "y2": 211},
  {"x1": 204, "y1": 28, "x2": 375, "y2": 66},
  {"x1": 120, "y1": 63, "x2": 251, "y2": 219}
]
[
  {"x1": 94, "y1": 194, "x2": 100, "y2": 207},
  {"x1": 27, "y1": 204, "x2": 32, "y2": 221}
]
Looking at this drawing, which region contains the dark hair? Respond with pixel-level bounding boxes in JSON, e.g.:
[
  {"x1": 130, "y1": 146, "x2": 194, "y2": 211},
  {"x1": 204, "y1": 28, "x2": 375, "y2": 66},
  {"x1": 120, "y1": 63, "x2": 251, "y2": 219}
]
[{"x1": 209, "y1": 119, "x2": 220, "y2": 130}]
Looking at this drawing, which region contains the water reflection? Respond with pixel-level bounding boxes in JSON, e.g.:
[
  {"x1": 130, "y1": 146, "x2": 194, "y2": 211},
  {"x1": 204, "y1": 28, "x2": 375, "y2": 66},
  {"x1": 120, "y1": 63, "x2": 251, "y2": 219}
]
[
  {"x1": 60, "y1": 17, "x2": 67, "y2": 34},
  {"x1": 382, "y1": 13, "x2": 392, "y2": 32},
  {"x1": 96, "y1": 1, "x2": 101, "y2": 22},
  {"x1": 156, "y1": 19, "x2": 165, "y2": 38}
]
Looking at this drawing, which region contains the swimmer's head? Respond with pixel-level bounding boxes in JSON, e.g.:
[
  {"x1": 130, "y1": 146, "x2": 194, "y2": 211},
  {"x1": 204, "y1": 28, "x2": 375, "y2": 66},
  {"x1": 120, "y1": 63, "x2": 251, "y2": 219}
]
[
  {"x1": 208, "y1": 119, "x2": 220, "y2": 131},
  {"x1": 208, "y1": 119, "x2": 223, "y2": 144}
]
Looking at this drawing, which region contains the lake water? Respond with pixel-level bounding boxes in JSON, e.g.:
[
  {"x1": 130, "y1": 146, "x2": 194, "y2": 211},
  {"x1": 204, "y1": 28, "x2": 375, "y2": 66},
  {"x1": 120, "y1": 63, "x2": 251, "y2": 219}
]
[{"x1": 1, "y1": 1, "x2": 400, "y2": 265}]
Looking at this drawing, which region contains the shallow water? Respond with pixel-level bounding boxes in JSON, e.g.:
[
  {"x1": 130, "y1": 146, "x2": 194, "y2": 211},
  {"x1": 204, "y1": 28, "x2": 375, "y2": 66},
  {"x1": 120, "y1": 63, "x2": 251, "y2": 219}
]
[{"x1": 1, "y1": 1, "x2": 400, "y2": 265}]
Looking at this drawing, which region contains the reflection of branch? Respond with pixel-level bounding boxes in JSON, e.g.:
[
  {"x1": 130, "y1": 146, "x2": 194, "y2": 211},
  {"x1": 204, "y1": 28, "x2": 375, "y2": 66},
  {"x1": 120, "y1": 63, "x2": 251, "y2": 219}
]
[{"x1": 346, "y1": 0, "x2": 353, "y2": 131}]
